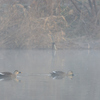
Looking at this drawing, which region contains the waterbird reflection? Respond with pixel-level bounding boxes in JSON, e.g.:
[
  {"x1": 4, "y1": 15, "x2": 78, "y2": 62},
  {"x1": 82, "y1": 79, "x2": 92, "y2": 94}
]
[
  {"x1": 50, "y1": 71, "x2": 74, "y2": 79},
  {"x1": 52, "y1": 42, "x2": 57, "y2": 57},
  {"x1": 0, "y1": 70, "x2": 22, "y2": 82},
  {"x1": 52, "y1": 42, "x2": 57, "y2": 50}
]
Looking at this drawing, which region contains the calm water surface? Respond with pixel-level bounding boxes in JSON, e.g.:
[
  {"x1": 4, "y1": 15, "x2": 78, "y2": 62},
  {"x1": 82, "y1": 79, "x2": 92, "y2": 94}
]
[{"x1": 0, "y1": 50, "x2": 100, "y2": 100}]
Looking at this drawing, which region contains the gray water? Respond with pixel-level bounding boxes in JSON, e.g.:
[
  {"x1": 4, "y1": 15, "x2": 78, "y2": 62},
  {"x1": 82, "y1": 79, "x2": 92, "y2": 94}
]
[{"x1": 0, "y1": 50, "x2": 100, "y2": 100}]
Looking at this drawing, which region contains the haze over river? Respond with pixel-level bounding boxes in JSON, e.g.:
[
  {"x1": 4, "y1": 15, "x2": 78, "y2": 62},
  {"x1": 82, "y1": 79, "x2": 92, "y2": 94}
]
[{"x1": 0, "y1": 50, "x2": 100, "y2": 100}]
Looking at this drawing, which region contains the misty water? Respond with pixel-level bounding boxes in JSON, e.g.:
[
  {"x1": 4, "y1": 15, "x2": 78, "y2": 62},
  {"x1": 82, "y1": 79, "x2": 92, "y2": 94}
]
[{"x1": 0, "y1": 50, "x2": 100, "y2": 100}]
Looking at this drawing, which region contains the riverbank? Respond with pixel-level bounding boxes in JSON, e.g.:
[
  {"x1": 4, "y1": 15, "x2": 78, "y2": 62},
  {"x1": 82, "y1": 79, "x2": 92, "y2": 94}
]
[{"x1": 0, "y1": 2, "x2": 100, "y2": 49}]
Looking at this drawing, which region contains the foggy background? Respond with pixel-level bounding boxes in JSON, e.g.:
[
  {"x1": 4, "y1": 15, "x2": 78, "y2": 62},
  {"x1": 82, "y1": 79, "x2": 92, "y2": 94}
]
[{"x1": 0, "y1": 0, "x2": 100, "y2": 49}]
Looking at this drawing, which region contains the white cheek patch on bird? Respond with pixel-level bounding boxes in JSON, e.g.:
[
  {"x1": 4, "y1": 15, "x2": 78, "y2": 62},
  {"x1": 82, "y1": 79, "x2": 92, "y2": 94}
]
[
  {"x1": 52, "y1": 71, "x2": 56, "y2": 73},
  {"x1": 0, "y1": 73, "x2": 4, "y2": 75}
]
